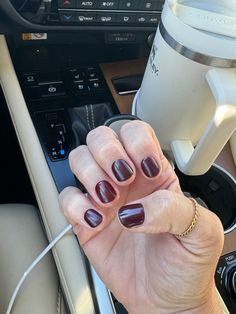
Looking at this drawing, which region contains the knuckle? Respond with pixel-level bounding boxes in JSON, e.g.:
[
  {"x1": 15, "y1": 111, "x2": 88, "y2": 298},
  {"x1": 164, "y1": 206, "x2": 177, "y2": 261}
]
[
  {"x1": 62, "y1": 195, "x2": 79, "y2": 220},
  {"x1": 97, "y1": 142, "x2": 117, "y2": 160},
  {"x1": 69, "y1": 145, "x2": 88, "y2": 169},
  {"x1": 120, "y1": 120, "x2": 152, "y2": 137},
  {"x1": 59, "y1": 188, "x2": 74, "y2": 213},
  {"x1": 86, "y1": 126, "x2": 111, "y2": 144}
]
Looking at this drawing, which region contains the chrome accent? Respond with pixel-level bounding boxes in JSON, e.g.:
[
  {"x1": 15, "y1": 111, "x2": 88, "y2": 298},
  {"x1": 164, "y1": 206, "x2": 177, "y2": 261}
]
[
  {"x1": 213, "y1": 164, "x2": 236, "y2": 235},
  {"x1": 159, "y1": 20, "x2": 236, "y2": 68},
  {"x1": 91, "y1": 266, "x2": 116, "y2": 314},
  {"x1": 58, "y1": 9, "x2": 161, "y2": 13},
  {"x1": 119, "y1": 89, "x2": 139, "y2": 95}
]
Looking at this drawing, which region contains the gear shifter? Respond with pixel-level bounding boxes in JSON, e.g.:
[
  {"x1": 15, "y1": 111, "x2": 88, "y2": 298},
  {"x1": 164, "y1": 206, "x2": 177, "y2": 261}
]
[{"x1": 68, "y1": 102, "x2": 114, "y2": 147}]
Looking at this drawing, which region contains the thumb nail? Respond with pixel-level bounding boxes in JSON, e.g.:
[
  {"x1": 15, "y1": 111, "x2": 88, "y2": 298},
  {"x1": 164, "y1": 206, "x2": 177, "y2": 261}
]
[{"x1": 118, "y1": 204, "x2": 145, "y2": 228}]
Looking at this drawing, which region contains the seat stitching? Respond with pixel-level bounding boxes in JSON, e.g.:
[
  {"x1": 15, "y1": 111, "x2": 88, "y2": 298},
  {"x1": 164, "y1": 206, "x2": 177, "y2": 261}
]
[
  {"x1": 90, "y1": 104, "x2": 96, "y2": 129},
  {"x1": 57, "y1": 285, "x2": 61, "y2": 314},
  {"x1": 85, "y1": 105, "x2": 92, "y2": 131}
]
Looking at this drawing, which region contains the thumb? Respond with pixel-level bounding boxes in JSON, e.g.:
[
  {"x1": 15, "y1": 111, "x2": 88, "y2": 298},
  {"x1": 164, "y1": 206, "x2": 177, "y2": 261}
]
[{"x1": 118, "y1": 190, "x2": 224, "y2": 256}]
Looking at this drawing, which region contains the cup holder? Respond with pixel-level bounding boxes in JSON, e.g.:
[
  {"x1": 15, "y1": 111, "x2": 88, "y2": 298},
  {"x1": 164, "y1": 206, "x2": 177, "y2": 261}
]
[{"x1": 176, "y1": 164, "x2": 236, "y2": 234}]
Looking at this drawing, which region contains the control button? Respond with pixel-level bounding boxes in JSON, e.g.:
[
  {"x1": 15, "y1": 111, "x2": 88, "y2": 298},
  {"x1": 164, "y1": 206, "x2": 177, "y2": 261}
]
[
  {"x1": 98, "y1": 0, "x2": 118, "y2": 9},
  {"x1": 76, "y1": 13, "x2": 97, "y2": 23},
  {"x1": 118, "y1": 0, "x2": 137, "y2": 10},
  {"x1": 117, "y1": 14, "x2": 135, "y2": 23},
  {"x1": 136, "y1": 14, "x2": 149, "y2": 23},
  {"x1": 97, "y1": 13, "x2": 117, "y2": 23},
  {"x1": 86, "y1": 67, "x2": 98, "y2": 79},
  {"x1": 60, "y1": 12, "x2": 76, "y2": 22},
  {"x1": 89, "y1": 79, "x2": 102, "y2": 91},
  {"x1": 106, "y1": 32, "x2": 136, "y2": 43},
  {"x1": 39, "y1": 82, "x2": 66, "y2": 97},
  {"x1": 139, "y1": 0, "x2": 159, "y2": 10},
  {"x1": 24, "y1": 73, "x2": 37, "y2": 85},
  {"x1": 146, "y1": 14, "x2": 159, "y2": 23},
  {"x1": 77, "y1": 0, "x2": 98, "y2": 8},
  {"x1": 73, "y1": 80, "x2": 88, "y2": 93},
  {"x1": 58, "y1": 0, "x2": 76, "y2": 8},
  {"x1": 69, "y1": 69, "x2": 84, "y2": 80}
]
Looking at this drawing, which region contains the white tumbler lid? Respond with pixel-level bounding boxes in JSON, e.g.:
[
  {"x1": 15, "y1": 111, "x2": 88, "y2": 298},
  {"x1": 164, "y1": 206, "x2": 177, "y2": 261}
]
[{"x1": 171, "y1": 0, "x2": 236, "y2": 39}]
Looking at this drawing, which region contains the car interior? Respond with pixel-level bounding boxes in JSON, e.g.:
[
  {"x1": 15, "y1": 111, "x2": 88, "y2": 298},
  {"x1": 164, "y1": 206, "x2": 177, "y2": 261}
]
[{"x1": 0, "y1": 0, "x2": 236, "y2": 313}]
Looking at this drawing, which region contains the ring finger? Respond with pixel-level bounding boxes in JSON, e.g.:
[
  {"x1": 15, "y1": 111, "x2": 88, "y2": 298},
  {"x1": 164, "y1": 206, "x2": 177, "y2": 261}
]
[{"x1": 69, "y1": 145, "x2": 120, "y2": 207}]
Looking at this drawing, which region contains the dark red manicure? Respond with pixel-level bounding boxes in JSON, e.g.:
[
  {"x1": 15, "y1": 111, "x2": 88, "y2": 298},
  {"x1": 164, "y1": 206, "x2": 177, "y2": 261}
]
[
  {"x1": 118, "y1": 203, "x2": 145, "y2": 228},
  {"x1": 141, "y1": 157, "x2": 160, "y2": 178},
  {"x1": 112, "y1": 159, "x2": 134, "y2": 182},
  {"x1": 84, "y1": 209, "x2": 103, "y2": 228},
  {"x1": 95, "y1": 181, "x2": 117, "y2": 203}
]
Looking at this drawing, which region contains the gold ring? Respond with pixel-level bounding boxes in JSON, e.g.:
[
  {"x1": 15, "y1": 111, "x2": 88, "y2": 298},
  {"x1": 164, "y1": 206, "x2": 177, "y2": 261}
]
[{"x1": 176, "y1": 198, "x2": 199, "y2": 237}]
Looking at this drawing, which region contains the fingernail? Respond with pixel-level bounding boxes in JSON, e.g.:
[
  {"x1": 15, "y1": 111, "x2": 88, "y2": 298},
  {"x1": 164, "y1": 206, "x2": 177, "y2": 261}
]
[
  {"x1": 141, "y1": 157, "x2": 160, "y2": 178},
  {"x1": 112, "y1": 159, "x2": 134, "y2": 182},
  {"x1": 84, "y1": 209, "x2": 103, "y2": 228},
  {"x1": 118, "y1": 203, "x2": 145, "y2": 228},
  {"x1": 95, "y1": 181, "x2": 117, "y2": 203}
]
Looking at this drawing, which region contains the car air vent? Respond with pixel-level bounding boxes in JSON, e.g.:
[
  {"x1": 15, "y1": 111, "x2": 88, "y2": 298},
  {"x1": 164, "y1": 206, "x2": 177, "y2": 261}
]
[{"x1": 10, "y1": 0, "x2": 43, "y2": 22}]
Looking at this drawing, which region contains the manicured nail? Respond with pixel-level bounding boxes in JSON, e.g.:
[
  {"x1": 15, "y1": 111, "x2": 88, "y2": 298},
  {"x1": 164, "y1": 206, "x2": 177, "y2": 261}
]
[
  {"x1": 95, "y1": 180, "x2": 117, "y2": 203},
  {"x1": 141, "y1": 157, "x2": 160, "y2": 178},
  {"x1": 112, "y1": 159, "x2": 134, "y2": 182},
  {"x1": 84, "y1": 209, "x2": 103, "y2": 228},
  {"x1": 118, "y1": 203, "x2": 145, "y2": 228}
]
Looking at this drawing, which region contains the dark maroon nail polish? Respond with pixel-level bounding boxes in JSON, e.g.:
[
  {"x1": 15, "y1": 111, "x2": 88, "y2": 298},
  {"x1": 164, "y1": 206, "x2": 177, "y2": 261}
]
[
  {"x1": 95, "y1": 181, "x2": 117, "y2": 203},
  {"x1": 84, "y1": 209, "x2": 103, "y2": 228},
  {"x1": 141, "y1": 157, "x2": 160, "y2": 178},
  {"x1": 118, "y1": 203, "x2": 145, "y2": 228},
  {"x1": 112, "y1": 159, "x2": 134, "y2": 182}
]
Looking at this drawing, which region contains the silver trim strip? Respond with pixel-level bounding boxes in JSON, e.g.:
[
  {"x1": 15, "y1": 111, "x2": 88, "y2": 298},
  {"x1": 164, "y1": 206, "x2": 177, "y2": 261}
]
[
  {"x1": 119, "y1": 89, "x2": 138, "y2": 95},
  {"x1": 58, "y1": 9, "x2": 161, "y2": 13},
  {"x1": 213, "y1": 164, "x2": 236, "y2": 235},
  {"x1": 159, "y1": 20, "x2": 236, "y2": 68}
]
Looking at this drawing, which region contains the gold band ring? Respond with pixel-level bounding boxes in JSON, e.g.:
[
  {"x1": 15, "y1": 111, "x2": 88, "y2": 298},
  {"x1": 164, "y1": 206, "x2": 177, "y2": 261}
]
[{"x1": 176, "y1": 198, "x2": 199, "y2": 237}]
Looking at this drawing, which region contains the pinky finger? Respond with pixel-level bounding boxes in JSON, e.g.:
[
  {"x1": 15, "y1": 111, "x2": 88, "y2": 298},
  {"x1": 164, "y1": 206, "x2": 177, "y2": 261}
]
[{"x1": 59, "y1": 187, "x2": 106, "y2": 244}]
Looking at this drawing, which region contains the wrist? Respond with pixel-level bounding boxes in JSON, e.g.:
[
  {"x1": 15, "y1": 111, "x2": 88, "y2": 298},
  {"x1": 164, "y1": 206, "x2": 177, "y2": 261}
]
[
  {"x1": 174, "y1": 288, "x2": 226, "y2": 314},
  {"x1": 128, "y1": 287, "x2": 226, "y2": 314}
]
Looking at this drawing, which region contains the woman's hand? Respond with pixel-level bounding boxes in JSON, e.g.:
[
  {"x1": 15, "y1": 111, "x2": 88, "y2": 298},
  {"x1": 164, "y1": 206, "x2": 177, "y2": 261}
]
[{"x1": 59, "y1": 121, "x2": 224, "y2": 314}]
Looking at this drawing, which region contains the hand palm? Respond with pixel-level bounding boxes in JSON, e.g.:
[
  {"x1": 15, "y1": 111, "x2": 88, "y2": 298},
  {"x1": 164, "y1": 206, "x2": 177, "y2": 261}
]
[
  {"x1": 81, "y1": 159, "x2": 190, "y2": 312},
  {"x1": 61, "y1": 122, "x2": 224, "y2": 313}
]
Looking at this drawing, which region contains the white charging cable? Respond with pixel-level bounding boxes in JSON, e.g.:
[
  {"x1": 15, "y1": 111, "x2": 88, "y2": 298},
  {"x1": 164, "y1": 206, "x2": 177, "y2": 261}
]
[{"x1": 6, "y1": 224, "x2": 72, "y2": 314}]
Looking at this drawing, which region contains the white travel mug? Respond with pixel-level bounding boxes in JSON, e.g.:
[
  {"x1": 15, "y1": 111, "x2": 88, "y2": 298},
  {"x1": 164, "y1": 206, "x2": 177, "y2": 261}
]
[{"x1": 133, "y1": 0, "x2": 236, "y2": 175}]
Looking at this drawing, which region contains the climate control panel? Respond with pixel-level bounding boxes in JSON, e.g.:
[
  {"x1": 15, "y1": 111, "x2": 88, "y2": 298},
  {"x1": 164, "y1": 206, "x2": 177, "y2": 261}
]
[{"x1": 58, "y1": 0, "x2": 163, "y2": 25}]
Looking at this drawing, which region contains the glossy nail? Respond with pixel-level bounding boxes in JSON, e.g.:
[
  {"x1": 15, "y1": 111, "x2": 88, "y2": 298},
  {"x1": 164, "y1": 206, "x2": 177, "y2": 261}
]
[
  {"x1": 95, "y1": 180, "x2": 117, "y2": 203},
  {"x1": 118, "y1": 203, "x2": 145, "y2": 228},
  {"x1": 141, "y1": 157, "x2": 160, "y2": 178},
  {"x1": 84, "y1": 209, "x2": 103, "y2": 228},
  {"x1": 112, "y1": 159, "x2": 134, "y2": 182}
]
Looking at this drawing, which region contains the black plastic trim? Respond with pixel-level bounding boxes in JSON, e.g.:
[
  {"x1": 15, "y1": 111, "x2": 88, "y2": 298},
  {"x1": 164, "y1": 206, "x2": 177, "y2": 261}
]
[{"x1": 0, "y1": 0, "x2": 159, "y2": 32}]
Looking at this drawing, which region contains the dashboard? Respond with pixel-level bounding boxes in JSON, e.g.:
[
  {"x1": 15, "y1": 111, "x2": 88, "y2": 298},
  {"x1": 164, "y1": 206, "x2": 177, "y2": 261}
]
[
  {"x1": 0, "y1": 1, "x2": 236, "y2": 314},
  {"x1": 0, "y1": 0, "x2": 162, "y2": 31}
]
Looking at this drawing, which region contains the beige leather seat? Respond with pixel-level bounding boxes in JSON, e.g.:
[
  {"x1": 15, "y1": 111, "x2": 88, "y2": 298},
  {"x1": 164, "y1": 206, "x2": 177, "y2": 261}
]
[{"x1": 0, "y1": 204, "x2": 67, "y2": 314}]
